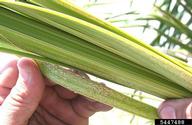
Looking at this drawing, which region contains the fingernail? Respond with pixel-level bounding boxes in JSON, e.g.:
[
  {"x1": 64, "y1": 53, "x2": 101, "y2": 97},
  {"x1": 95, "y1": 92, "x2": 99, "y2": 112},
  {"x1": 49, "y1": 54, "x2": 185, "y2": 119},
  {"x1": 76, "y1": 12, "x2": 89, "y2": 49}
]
[
  {"x1": 85, "y1": 97, "x2": 96, "y2": 102},
  {"x1": 0, "y1": 54, "x2": 18, "y2": 73},
  {"x1": 94, "y1": 102, "x2": 111, "y2": 110},
  {"x1": 18, "y1": 61, "x2": 32, "y2": 84},
  {"x1": 160, "y1": 106, "x2": 176, "y2": 119},
  {"x1": 0, "y1": 68, "x2": 13, "y2": 80},
  {"x1": 0, "y1": 62, "x2": 15, "y2": 74}
]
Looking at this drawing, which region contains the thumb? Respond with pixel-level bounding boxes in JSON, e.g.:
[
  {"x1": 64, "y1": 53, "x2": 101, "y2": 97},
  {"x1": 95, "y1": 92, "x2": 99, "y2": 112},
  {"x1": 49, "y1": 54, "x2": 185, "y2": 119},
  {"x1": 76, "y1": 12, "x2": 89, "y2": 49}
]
[
  {"x1": 0, "y1": 58, "x2": 45, "y2": 125},
  {"x1": 158, "y1": 98, "x2": 192, "y2": 119}
]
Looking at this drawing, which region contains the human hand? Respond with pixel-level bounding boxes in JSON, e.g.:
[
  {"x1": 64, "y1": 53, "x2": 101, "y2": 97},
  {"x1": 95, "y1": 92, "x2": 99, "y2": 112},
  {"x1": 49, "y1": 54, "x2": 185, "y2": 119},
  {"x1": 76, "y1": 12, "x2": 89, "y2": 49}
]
[
  {"x1": 0, "y1": 53, "x2": 112, "y2": 125},
  {"x1": 158, "y1": 98, "x2": 192, "y2": 119}
]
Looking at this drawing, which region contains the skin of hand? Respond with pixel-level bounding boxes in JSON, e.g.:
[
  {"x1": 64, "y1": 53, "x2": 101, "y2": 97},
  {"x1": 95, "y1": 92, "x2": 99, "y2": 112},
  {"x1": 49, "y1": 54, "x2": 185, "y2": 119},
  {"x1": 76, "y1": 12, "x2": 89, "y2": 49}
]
[
  {"x1": 0, "y1": 53, "x2": 112, "y2": 125},
  {"x1": 158, "y1": 98, "x2": 192, "y2": 119}
]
